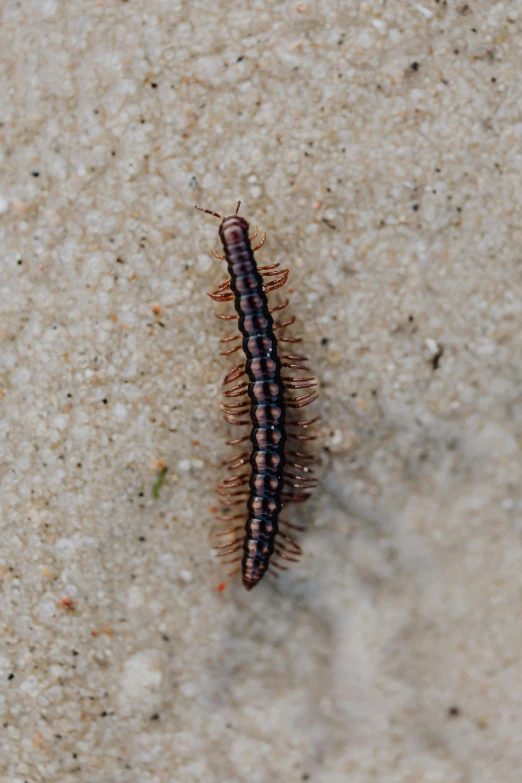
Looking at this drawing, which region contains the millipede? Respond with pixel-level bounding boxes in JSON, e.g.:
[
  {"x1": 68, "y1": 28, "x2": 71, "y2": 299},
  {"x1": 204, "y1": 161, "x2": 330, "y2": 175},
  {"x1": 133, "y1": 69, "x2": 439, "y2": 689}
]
[{"x1": 195, "y1": 201, "x2": 319, "y2": 590}]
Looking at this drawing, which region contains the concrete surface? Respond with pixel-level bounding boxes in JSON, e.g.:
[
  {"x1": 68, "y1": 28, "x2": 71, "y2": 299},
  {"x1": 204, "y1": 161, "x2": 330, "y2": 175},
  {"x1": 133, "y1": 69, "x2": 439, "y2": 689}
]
[{"x1": 1, "y1": 1, "x2": 522, "y2": 781}]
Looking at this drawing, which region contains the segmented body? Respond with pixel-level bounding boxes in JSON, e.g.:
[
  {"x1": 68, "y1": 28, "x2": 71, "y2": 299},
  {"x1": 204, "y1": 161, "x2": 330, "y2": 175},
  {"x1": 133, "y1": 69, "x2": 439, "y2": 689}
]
[
  {"x1": 220, "y1": 216, "x2": 286, "y2": 588},
  {"x1": 196, "y1": 201, "x2": 318, "y2": 591}
]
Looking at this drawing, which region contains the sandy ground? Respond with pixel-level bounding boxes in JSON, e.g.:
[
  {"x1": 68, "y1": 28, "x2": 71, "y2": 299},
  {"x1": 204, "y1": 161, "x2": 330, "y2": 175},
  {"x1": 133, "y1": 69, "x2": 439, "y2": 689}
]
[{"x1": 1, "y1": 1, "x2": 522, "y2": 781}]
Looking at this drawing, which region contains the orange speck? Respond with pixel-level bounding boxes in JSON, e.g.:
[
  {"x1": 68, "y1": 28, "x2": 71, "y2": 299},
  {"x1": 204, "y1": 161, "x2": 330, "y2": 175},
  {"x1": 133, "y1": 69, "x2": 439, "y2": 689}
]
[
  {"x1": 296, "y1": 2, "x2": 307, "y2": 11},
  {"x1": 0, "y1": 390, "x2": 4, "y2": 399},
  {"x1": 152, "y1": 303, "x2": 161, "y2": 316},
  {"x1": 102, "y1": 626, "x2": 112, "y2": 637},
  {"x1": 192, "y1": 440, "x2": 200, "y2": 447},
  {"x1": 216, "y1": 582, "x2": 227, "y2": 592},
  {"x1": 91, "y1": 630, "x2": 98, "y2": 637},
  {"x1": 209, "y1": 506, "x2": 218, "y2": 513},
  {"x1": 312, "y1": 200, "x2": 321, "y2": 209},
  {"x1": 129, "y1": 273, "x2": 138, "y2": 281},
  {"x1": 112, "y1": 314, "x2": 118, "y2": 322},
  {"x1": 33, "y1": 732, "x2": 45, "y2": 747},
  {"x1": 60, "y1": 597, "x2": 75, "y2": 611}
]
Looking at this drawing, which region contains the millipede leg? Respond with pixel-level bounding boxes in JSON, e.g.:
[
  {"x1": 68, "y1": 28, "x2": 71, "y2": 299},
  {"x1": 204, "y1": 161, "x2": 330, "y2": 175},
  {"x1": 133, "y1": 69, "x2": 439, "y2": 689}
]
[
  {"x1": 223, "y1": 415, "x2": 250, "y2": 425},
  {"x1": 215, "y1": 312, "x2": 238, "y2": 321},
  {"x1": 290, "y1": 416, "x2": 320, "y2": 429},
  {"x1": 269, "y1": 298, "x2": 289, "y2": 314},
  {"x1": 221, "y1": 334, "x2": 241, "y2": 344},
  {"x1": 282, "y1": 362, "x2": 310, "y2": 371},
  {"x1": 288, "y1": 450, "x2": 314, "y2": 460},
  {"x1": 224, "y1": 382, "x2": 249, "y2": 397},
  {"x1": 221, "y1": 344, "x2": 243, "y2": 356},
  {"x1": 252, "y1": 232, "x2": 267, "y2": 252},
  {"x1": 226, "y1": 435, "x2": 250, "y2": 446},
  {"x1": 273, "y1": 316, "x2": 296, "y2": 331},
  {"x1": 279, "y1": 518, "x2": 306, "y2": 532},
  {"x1": 213, "y1": 526, "x2": 243, "y2": 538},
  {"x1": 222, "y1": 556, "x2": 242, "y2": 565},
  {"x1": 224, "y1": 363, "x2": 246, "y2": 385},
  {"x1": 215, "y1": 537, "x2": 244, "y2": 550},
  {"x1": 270, "y1": 561, "x2": 289, "y2": 571},
  {"x1": 221, "y1": 400, "x2": 250, "y2": 411},
  {"x1": 223, "y1": 451, "x2": 250, "y2": 468},
  {"x1": 263, "y1": 270, "x2": 289, "y2": 293}
]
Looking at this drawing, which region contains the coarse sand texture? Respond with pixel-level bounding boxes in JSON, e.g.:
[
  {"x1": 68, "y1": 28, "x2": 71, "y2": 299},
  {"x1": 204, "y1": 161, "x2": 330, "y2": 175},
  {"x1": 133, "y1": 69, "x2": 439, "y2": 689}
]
[{"x1": 1, "y1": 2, "x2": 522, "y2": 782}]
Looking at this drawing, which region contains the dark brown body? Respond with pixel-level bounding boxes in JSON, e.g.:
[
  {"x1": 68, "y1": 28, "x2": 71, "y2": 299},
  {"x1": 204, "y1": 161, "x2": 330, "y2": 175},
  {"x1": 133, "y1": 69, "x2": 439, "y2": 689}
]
[
  {"x1": 196, "y1": 200, "x2": 318, "y2": 591},
  {"x1": 219, "y1": 216, "x2": 286, "y2": 589}
]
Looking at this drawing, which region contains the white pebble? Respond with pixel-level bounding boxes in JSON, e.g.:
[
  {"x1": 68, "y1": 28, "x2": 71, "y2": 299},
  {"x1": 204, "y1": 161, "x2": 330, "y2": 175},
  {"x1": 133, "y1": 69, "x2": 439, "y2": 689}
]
[
  {"x1": 372, "y1": 19, "x2": 387, "y2": 34},
  {"x1": 180, "y1": 570, "x2": 192, "y2": 584},
  {"x1": 424, "y1": 337, "x2": 440, "y2": 356},
  {"x1": 0, "y1": 195, "x2": 8, "y2": 214},
  {"x1": 180, "y1": 681, "x2": 198, "y2": 697},
  {"x1": 197, "y1": 254, "x2": 212, "y2": 273},
  {"x1": 119, "y1": 650, "x2": 164, "y2": 714},
  {"x1": 113, "y1": 403, "x2": 128, "y2": 421},
  {"x1": 414, "y1": 4, "x2": 433, "y2": 18}
]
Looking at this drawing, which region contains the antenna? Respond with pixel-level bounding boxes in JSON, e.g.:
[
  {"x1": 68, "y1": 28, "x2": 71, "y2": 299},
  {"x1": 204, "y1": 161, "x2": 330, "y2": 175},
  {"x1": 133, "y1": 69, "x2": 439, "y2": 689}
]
[{"x1": 194, "y1": 205, "x2": 222, "y2": 219}]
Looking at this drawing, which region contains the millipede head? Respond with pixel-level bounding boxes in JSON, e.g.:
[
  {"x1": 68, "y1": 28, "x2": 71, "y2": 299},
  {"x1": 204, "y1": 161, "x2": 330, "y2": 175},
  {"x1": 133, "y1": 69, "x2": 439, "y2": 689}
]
[{"x1": 195, "y1": 201, "x2": 250, "y2": 248}]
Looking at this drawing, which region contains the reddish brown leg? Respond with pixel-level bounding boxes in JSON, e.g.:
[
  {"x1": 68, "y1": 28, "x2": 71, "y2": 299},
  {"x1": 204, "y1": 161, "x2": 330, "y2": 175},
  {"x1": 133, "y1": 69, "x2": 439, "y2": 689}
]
[
  {"x1": 215, "y1": 312, "x2": 238, "y2": 321},
  {"x1": 273, "y1": 316, "x2": 296, "y2": 331},
  {"x1": 226, "y1": 435, "x2": 250, "y2": 446},
  {"x1": 263, "y1": 270, "x2": 289, "y2": 293},
  {"x1": 223, "y1": 415, "x2": 250, "y2": 425},
  {"x1": 279, "y1": 336, "x2": 302, "y2": 344},
  {"x1": 252, "y1": 232, "x2": 267, "y2": 252},
  {"x1": 224, "y1": 382, "x2": 249, "y2": 397},
  {"x1": 269, "y1": 299, "x2": 289, "y2": 314},
  {"x1": 223, "y1": 451, "x2": 250, "y2": 469},
  {"x1": 221, "y1": 344, "x2": 243, "y2": 356},
  {"x1": 213, "y1": 526, "x2": 244, "y2": 538},
  {"x1": 215, "y1": 537, "x2": 244, "y2": 550},
  {"x1": 270, "y1": 561, "x2": 289, "y2": 571},
  {"x1": 221, "y1": 334, "x2": 241, "y2": 344},
  {"x1": 224, "y1": 363, "x2": 246, "y2": 384},
  {"x1": 279, "y1": 518, "x2": 306, "y2": 532}
]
